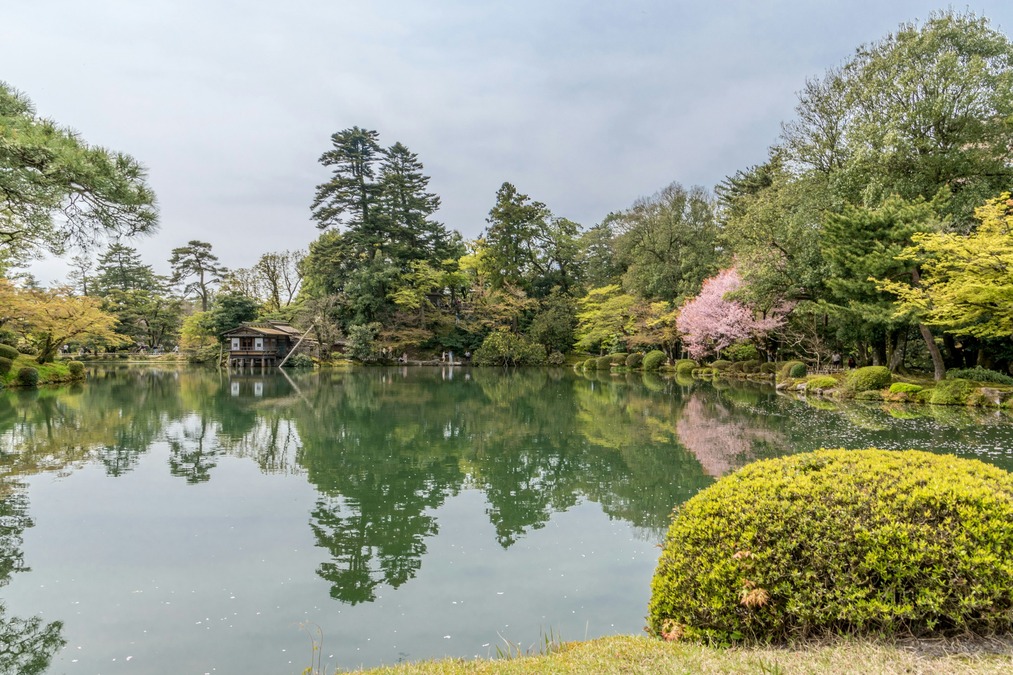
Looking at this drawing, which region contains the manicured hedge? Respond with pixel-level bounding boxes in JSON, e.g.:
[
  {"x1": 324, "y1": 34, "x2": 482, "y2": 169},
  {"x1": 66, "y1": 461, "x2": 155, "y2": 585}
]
[
  {"x1": 648, "y1": 449, "x2": 1013, "y2": 644},
  {"x1": 930, "y1": 378, "x2": 975, "y2": 405},
  {"x1": 0, "y1": 344, "x2": 19, "y2": 361},
  {"x1": 0, "y1": 356, "x2": 11, "y2": 376},
  {"x1": 16, "y1": 367, "x2": 39, "y2": 387},
  {"x1": 625, "y1": 353, "x2": 644, "y2": 369},
  {"x1": 778, "y1": 361, "x2": 804, "y2": 381},
  {"x1": 642, "y1": 350, "x2": 667, "y2": 371},
  {"x1": 805, "y1": 375, "x2": 837, "y2": 391},
  {"x1": 675, "y1": 359, "x2": 696, "y2": 375},
  {"x1": 889, "y1": 382, "x2": 923, "y2": 394},
  {"x1": 67, "y1": 360, "x2": 85, "y2": 377},
  {"x1": 710, "y1": 360, "x2": 733, "y2": 371},
  {"x1": 842, "y1": 366, "x2": 891, "y2": 394}
]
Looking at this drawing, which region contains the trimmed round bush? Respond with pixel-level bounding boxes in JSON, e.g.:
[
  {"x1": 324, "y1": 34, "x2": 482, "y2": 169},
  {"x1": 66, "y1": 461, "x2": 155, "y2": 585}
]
[
  {"x1": 710, "y1": 359, "x2": 732, "y2": 371},
  {"x1": 625, "y1": 352, "x2": 644, "y2": 369},
  {"x1": 842, "y1": 365, "x2": 891, "y2": 393},
  {"x1": 642, "y1": 350, "x2": 667, "y2": 371},
  {"x1": 0, "y1": 344, "x2": 19, "y2": 361},
  {"x1": 0, "y1": 356, "x2": 11, "y2": 376},
  {"x1": 648, "y1": 449, "x2": 1013, "y2": 644},
  {"x1": 740, "y1": 359, "x2": 760, "y2": 374},
  {"x1": 581, "y1": 358, "x2": 596, "y2": 371},
  {"x1": 608, "y1": 352, "x2": 629, "y2": 365},
  {"x1": 547, "y1": 351, "x2": 565, "y2": 366},
  {"x1": 67, "y1": 360, "x2": 85, "y2": 377},
  {"x1": 16, "y1": 366, "x2": 39, "y2": 387},
  {"x1": 889, "y1": 382, "x2": 923, "y2": 394},
  {"x1": 759, "y1": 362, "x2": 777, "y2": 374},
  {"x1": 283, "y1": 353, "x2": 315, "y2": 368},
  {"x1": 930, "y1": 378, "x2": 975, "y2": 405},
  {"x1": 778, "y1": 360, "x2": 804, "y2": 381},
  {"x1": 675, "y1": 359, "x2": 696, "y2": 375},
  {"x1": 595, "y1": 356, "x2": 614, "y2": 370},
  {"x1": 805, "y1": 375, "x2": 837, "y2": 391},
  {"x1": 788, "y1": 362, "x2": 807, "y2": 378}
]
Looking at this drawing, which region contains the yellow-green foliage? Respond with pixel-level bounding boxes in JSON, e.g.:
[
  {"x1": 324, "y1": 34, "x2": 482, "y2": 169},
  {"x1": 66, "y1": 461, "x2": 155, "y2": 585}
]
[
  {"x1": 930, "y1": 378, "x2": 975, "y2": 405},
  {"x1": 675, "y1": 359, "x2": 696, "y2": 375},
  {"x1": 805, "y1": 375, "x2": 837, "y2": 391},
  {"x1": 778, "y1": 361, "x2": 804, "y2": 381},
  {"x1": 648, "y1": 449, "x2": 1013, "y2": 644},
  {"x1": 889, "y1": 382, "x2": 923, "y2": 394},
  {"x1": 842, "y1": 366, "x2": 891, "y2": 393},
  {"x1": 0, "y1": 344, "x2": 19, "y2": 361},
  {"x1": 642, "y1": 350, "x2": 667, "y2": 371},
  {"x1": 710, "y1": 359, "x2": 732, "y2": 370}
]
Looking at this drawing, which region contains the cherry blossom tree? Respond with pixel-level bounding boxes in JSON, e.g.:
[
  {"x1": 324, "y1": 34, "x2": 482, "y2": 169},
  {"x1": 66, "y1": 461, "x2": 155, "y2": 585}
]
[{"x1": 676, "y1": 268, "x2": 787, "y2": 360}]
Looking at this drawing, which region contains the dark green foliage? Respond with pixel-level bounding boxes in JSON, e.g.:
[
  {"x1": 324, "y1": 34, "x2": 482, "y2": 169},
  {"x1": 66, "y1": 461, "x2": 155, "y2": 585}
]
[
  {"x1": 0, "y1": 356, "x2": 11, "y2": 375},
  {"x1": 889, "y1": 382, "x2": 923, "y2": 394},
  {"x1": 788, "y1": 362, "x2": 807, "y2": 378},
  {"x1": 759, "y1": 362, "x2": 777, "y2": 374},
  {"x1": 930, "y1": 378, "x2": 975, "y2": 405},
  {"x1": 842, "y1": 366, "x2": 891, "y2": 393},
  {"x1": 740, "y1": 360, "x2": 760, "y2": 374},
  {"x1": 642, "y1": 350, "x2": 667, "y2": 371},
  {"x1": 608, "y1": 353, "x2": 629, "y2": 365},
  {"x1": 473, "y1": 331, "x2": 546, "y2": 366},
  {"x1": 0, "y1": 344, "x2": 18, "y2": 361},
  {"x1": 945, "y1": 367, "x2": 1013, "y2": 386},
  {"x1": 207, "y1": 293, "x2": 260, "y2": 341},
  {"x1": 625, "y1": 353, "x2": 644, "y2": 369},
  {"x1": 595, "y1": 356, "x2": 614, "y2": 370},
  {"x1": 648, "y1": 449, "x2": 1013, "y2": 643},
  {"x1": 16, "y1": 367, "x2": 39, "y2": 387},
  {"x1": 283, "y1": 353, "x2": 314, "y2": 368},
  {"x1": 0, "y1": 329, "x2": 18, "y2": 348},
  {"x1": 67, "y1": 361, "x2": 85, "y2": 378},
  {"x1": 710, "y1": 360, "x2": 732, "y2": 371}
]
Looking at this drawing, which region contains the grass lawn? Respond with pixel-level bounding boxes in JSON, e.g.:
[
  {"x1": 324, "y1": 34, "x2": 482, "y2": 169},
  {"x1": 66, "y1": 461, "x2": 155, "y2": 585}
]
[
  {"x1": 339, "y1": 635, "x2": 1013, "y2": 674},
  {"x1": 0, "y1": 354, "x2": 81, "y2": 387}
]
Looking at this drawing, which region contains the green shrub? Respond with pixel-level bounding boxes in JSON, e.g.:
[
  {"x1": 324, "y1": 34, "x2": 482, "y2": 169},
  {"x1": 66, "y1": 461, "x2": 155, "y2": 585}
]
[
  {"x1": 855, "y1": 389, "x2": 883, "y2": 401},
  {"x1": 16, "y1": 367, "x2": 39, "y2": 387},
  {"x1": 0, "y1": 356, "x2": 11, "y2": 376},
  {"x1": 581, "y1": 358, "x2": 596, "y2": 371},
  {"x1": 547, "y1": 351, "x2": 566, "y2": 366},
  {"x1": 789, "y1": 362, "x2": 807, "y2": 378},
  {"x1": 710, "y1": 359, "x2": 732, "y2": 371},
  {"x1": 946, "y1": 367, "x2": 1013, "y2": 386},
  {"x1": 842, "y1": 366, "x2": 891, "y2": 393},
  {"x1": 722, "y1": 342, "x2": 760, "y2": 362},
  {"x1": 740, "y1": 359, "x2": 760, "y2": 374},
  {"x1": 0, "y1": 344, "x2": 18, "y2": 361},
  {"x1": 930, "y1": 378, "x2": 975, "y2": 405},
  {"x1": 889, "y1": 382, "x2": 923, "y2": 394},
  {"x1": 473, "y1": 331, "x2": 546, "y2": 366},
  {"x1": 675, "y1": 359, "x2": 696, "y2": 375},
  {"x1": 608, "y1": 352, "x2": 629, "y2": 365},
  {"x1": 778, "y1": 361, "x2": 804, "y2": 380},
  {"x1": 283, "y1": 353, "x2": 315, "y2": 368},
  {"x1": 759, "y1": 362, "x2": 777, "y2": 374},
  {"x1": 625, "y1": 353, "x2": 644, "y2": 369},
  {"x1": 67, "y1": 360, "x2": 85, "y2": 377},
  {"x1": 805, "y1": 375, "x2": 837, "y2": 391},
  {"x1": 648, "y1": 449, "x2": 1013, "y2": 644},
  {"x1": 642, "y1": 350, "x2": 667, "y2": 371},
  {"x1": 595, "y1": 356, "x2": 613, "y2": 370}
]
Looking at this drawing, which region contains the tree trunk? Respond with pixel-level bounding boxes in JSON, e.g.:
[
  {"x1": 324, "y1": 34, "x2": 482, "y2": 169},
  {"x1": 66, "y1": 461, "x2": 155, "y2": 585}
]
[
  {"x1": 886, "y1": 329, "x2": 905, "y2": 372},
  {"x1": 918, "y1": 323, "x2": 946, "y2": 381}
]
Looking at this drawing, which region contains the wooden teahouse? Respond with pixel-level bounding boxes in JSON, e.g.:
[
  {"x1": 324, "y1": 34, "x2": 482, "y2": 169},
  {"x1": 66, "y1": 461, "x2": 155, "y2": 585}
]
[{"x1": 222, "y1": 321, "x2": 307, "y2": 368}]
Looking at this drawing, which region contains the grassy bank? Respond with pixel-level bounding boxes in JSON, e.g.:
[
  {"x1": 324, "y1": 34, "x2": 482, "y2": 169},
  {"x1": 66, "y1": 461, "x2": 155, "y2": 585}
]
[
  {"x1": 342, "y1": 635, "x2": 1013, "y2": 674},
  {"x1": 0, "y1": 354, "x2": 83, "y2": 388}
]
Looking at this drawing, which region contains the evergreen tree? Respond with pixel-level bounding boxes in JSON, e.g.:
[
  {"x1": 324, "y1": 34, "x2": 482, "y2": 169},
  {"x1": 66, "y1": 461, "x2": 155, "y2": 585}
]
[{"x1": 169, "y1": 240, "x2": 225, "y2": 311}]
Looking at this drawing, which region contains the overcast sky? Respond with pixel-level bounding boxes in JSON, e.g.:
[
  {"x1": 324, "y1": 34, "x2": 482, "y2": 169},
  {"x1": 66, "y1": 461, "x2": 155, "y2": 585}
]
[{"x1": 5, "y1": 1, "x2": 1013, "y2": 285}]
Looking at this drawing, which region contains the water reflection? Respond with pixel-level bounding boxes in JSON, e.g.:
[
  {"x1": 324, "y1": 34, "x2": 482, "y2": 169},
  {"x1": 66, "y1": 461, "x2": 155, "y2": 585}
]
[{"x1": 1, "y1": 366, "x2": 1013, "y2": 670}]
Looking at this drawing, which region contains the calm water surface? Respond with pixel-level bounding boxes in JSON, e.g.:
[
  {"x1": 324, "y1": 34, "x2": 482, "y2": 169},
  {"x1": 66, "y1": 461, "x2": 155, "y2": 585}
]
[{"x1": 2, "y1": 366, "x2": 1013, "y2": 673}]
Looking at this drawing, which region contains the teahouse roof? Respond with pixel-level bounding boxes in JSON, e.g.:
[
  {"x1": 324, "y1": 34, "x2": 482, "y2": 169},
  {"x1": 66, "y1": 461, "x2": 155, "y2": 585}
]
[{"x1": 222, "y1": 321, "x2": 303, "y2": 338}]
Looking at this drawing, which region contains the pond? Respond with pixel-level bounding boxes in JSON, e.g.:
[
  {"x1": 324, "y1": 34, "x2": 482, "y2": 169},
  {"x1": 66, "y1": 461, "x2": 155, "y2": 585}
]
[{"x1": 2, "y1": 366, "x2": 1013, "y2": 673}]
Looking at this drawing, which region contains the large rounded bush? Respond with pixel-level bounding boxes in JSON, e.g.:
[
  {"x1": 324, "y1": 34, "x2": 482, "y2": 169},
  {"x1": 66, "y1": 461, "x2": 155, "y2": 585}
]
[
  {"x1": 778, "y1": 360, "x2": 804, "y2": 381},
  {"x1": 595, "y1": 355, "x2": 614, "y2": 370},
  {"x1": 16, "y1": 367, "x2": 39, "y2": 387},
  {"x1": 0, "y1": 344, "x2": 19, "y2": 361},
  {"x1": 805, "y1": 375, "x2": 837, "y2": 391},
  {"x1": 842, "y1": 365, "x2": 891, "y2": 393},
  {"x1": 675, "y1": 359, "x2": 696, "y2": 375},
  {"x1": 930, "y1": 378, "x2": 975, "y2": 405},
  {"x1": 67, "y1": 360, "x2": 85, "y2": 377},
  {"x1": 710, "y1": 359, "x2": 733, "y2": 371},
  {"x1": 608, "y1": 352, "x2": 629, "y2": 366},
  {"x1": 0, "y1": 356, "x2": 11, "y2": 376},
  {"x1": 625, "y1": 352, "x2": 644, "y2": 369},
  {"x1": 648, "y1": 449, "x2": 1013, "y2": 644},
  {"x1": 642, "y1": 350, "x2": 667, "y2": 371}
]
